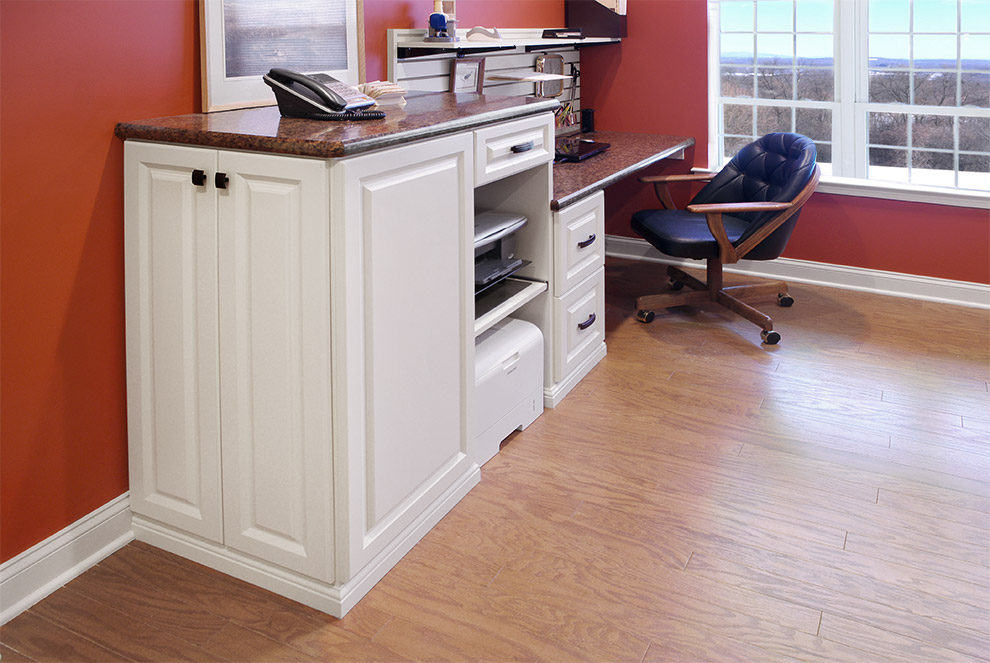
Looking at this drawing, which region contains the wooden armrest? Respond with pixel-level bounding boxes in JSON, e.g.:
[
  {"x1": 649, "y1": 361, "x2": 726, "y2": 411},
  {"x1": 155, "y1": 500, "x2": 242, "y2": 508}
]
[
  {"x1": 686, "y1": 201, "x2": 792, "y2": 214},
  {"x1": 639, "y1": 173, "x2": 714, "y2": 184},
  {"x1": 641, "y1": 173, "x2": 714, "y2": 210}
]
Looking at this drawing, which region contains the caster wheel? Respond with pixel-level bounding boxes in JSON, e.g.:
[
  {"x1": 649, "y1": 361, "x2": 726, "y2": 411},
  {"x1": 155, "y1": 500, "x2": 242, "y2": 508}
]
[
  {"x1": 637, "y1": 309, "x2": 655, "y2": 323},
  {"x1": 666, "y1": 278, "x2": 685, "y2": 291},
  {"x1": 777, "y1": 293, "x2": 794, "y2": 307},
  {"x1": 761, "y1": 330, "x2": 781, "y2": 345}
]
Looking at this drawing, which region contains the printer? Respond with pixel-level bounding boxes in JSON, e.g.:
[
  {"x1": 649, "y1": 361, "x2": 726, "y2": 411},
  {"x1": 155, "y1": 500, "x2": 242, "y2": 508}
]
[{"x1": 474, "y1": 209, "x2": 529, "y2": 294}]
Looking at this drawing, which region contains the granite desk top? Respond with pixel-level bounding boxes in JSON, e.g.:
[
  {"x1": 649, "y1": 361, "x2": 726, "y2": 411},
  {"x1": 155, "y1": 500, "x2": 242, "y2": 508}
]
[
  {"x1": 115, "y1": 92, "x2": 559, "y2": 158},
  {"x1": 552, "y1": 132, "x2": 695, "y2": 210}
]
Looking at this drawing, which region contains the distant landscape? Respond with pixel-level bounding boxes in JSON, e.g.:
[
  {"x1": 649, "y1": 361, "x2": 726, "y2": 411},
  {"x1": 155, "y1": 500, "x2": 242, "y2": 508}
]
[{"x1": 718, "y1": 55, "x2": 989, "y2": 173}]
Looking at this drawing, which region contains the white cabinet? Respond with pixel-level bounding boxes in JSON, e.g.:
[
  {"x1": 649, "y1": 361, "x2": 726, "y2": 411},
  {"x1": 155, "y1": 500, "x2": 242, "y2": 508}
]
[
  {"x1": 124, "y1": 131, "x2": 480, "y2": 617},
  {"x1": 545, "y1": 191, "x2": 607, "y2": 405},
  {"x1": 125, "y1": 142, "x2": 333, "y2": 581}
]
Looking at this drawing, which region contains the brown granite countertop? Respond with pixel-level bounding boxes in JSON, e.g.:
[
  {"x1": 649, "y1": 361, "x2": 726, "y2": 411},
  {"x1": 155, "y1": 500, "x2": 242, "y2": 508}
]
[
  {"x1": 115, "y1": 91, "x2": 559, "y2": 158},
  {"x1": 552, "y1": 132, "x2": 695, "y2": 210}
]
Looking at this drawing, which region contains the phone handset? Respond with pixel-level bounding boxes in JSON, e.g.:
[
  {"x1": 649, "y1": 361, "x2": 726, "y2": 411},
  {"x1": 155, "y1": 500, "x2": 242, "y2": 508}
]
[{"x1": 263, "y1": 68, "x2": 384, "y2": 121}]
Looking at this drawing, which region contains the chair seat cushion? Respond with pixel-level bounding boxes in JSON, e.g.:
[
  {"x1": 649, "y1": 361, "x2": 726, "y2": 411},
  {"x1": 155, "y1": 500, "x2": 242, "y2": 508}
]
[{"x1": 631, "y1": 209, "x2": 750, "y2": 260}]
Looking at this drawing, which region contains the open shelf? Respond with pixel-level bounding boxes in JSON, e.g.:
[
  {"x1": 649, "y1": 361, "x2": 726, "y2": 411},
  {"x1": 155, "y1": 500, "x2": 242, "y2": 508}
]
[{"x1": 474, "y1": 277, "x2": 547, "y2": 337}]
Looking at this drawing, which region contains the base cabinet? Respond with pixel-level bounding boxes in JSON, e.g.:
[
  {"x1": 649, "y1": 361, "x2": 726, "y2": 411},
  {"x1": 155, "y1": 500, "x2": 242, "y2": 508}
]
[{"x1": 124, "y1": 134, "x2": 478, "y2": 615}]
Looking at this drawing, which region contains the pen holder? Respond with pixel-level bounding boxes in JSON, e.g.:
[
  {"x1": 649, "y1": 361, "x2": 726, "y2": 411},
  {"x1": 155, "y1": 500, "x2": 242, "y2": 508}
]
[{"x1": 555, "y1": 108, "x2": 581, "y2": 134}]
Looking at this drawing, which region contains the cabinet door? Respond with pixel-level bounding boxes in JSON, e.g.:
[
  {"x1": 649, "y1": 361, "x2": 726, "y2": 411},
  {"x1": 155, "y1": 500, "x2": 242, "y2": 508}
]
[
  {"x1": 335, "y1": 133, "x2": 475, "y2": 578},
  {"x1": 216, "y1": 151, "x2": 333, "y2": 582},
  {"x1": 124, "y1": 142, "x2": 222, "y2": 542}
]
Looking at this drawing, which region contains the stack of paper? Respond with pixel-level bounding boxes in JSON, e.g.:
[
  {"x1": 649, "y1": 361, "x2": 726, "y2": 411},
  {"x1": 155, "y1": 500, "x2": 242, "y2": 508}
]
[{"x1": 359, "y1": 81, "x2": 407, "y2": 106}]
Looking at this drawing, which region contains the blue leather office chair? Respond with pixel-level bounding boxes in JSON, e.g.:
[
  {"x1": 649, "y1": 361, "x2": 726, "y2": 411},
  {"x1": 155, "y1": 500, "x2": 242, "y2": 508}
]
[{"x1": 631, "y1": 133, "x2": 820, "y2": 344}]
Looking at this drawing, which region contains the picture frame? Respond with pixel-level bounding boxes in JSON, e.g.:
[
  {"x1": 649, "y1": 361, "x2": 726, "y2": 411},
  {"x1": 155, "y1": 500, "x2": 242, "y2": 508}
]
[
  {"x1": 200, "y1": 0, "x2": 365, "y2": 112},
  {"x1": 449, "y1": 58, "x2": 486, "y2": 95}
]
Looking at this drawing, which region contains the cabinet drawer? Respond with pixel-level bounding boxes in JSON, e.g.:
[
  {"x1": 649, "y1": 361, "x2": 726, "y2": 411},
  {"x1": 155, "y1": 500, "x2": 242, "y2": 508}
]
[
  {"x1": 474, "y1": 114, "x2": 554, "y2": 186},
  {"x1": 554, "y1": 191, "x2": 605, "y2": 296},
  {"x1": 553, "y1": 267, "x2": 605, "y2": 382}
]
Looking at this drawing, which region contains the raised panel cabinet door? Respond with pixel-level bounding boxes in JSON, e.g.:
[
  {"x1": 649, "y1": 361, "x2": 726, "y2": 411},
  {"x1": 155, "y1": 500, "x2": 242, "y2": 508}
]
[
  {"x1": 335, "y1": 133, "x2": 475, "y2": 578},
  {"x1": 216, "y1": 151, "x2": 334, "y2": 582},
  {"x1": 124, "y1": 141, "x2": 223, "y2": 542},
  {"x1": 553, "y1": 191, "x2": 605, "y2": 296}
]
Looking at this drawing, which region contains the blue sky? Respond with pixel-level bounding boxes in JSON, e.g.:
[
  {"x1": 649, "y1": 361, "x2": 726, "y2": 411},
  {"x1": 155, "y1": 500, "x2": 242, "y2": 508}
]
[{"x1": 720, "y1": 0, "x2": 990, "y2": 62}]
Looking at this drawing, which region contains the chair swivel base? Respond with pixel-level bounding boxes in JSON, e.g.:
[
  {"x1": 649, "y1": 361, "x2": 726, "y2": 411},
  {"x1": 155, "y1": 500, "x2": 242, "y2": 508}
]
[{"x1": 635, "y1": 264, "x2": 792, "y2": 345}]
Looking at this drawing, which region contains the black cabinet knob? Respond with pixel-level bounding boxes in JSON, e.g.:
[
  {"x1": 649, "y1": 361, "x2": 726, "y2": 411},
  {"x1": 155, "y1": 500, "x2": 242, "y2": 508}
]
[
  {"x1": 191, "y1": 169, "x2": 207, "y2": 186},
  {"x1": 215, "y1": 172, "x2": 229, "y2": 189}
]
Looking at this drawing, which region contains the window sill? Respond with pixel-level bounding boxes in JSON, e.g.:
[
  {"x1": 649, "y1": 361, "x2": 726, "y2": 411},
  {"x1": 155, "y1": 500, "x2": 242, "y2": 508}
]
[{"x1": 692, "y1": 168, "x2": 989, "y2": 210}]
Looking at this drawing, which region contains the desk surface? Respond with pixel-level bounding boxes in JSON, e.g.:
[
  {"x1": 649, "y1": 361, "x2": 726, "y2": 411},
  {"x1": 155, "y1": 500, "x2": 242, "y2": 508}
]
[
  {"x1": 552, "y1": 132, "x2": 695, "y2": 211},
  {"x1": 115, "y1": 92, "x2": 558, "y2": 159}
]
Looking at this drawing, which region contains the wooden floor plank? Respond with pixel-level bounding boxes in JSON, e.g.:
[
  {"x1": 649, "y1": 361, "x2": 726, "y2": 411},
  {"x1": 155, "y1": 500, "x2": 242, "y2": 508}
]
[
  {"x1": 363, "y1": 564, "x2": 650, "y2": 662},
  {"x1": 739, "y1": 441, "x2": 990, "y2": 504},
  {"x1": 195, "y1": 622, "x2": 321, "y2": 662},
  {"x1": 819, "y1": 612, "x2": 987, "y2": 663},
  {"x1": 0, "y1": 611, "x2": 124, "y2": 662},
  {"x1": 501, "y1": 547, "x2": 823, "y2": 635},
  {"x1": 691, "y1": 524, "x2": 990, "y2": 609},
  {"x1": 28, "y1": 585, "x2": 212, "y2": 662},
  {"x1": 67, "y1": 562, "x2": 228, "y2": 647},
  {"x1": 843, "y1": 532, "x2": 990, "y2": 587},
  {"x1": 644, "y1": 446, "x2": 990, "y2": 553},
  {"x1": 877, "y1": 486, "x2": 990, "y2": 530},
  {"x1": 640, "y1": 623, "x2": 807, "y2": 663},
  {"x1": 685, "y1": 551, "x2": 990, "y2": 658},
  {"x1": 0, "y1": 642, "x2": 37, "y2": 662}
]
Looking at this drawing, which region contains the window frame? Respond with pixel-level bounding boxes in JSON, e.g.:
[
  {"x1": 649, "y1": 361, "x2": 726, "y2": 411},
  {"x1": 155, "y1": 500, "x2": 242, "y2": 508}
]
[{"x1": 706, "y1": 0, "x2": 990, "y2": 209}]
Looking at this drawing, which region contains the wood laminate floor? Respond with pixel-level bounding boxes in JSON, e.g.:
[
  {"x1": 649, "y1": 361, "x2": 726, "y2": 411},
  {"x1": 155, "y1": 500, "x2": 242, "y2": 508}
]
[{"x1": 3, "y1": 257, "x2": 988, "y2": 662}]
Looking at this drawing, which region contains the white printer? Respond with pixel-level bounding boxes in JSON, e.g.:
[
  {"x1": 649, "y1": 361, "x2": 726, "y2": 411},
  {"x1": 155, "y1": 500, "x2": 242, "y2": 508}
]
[{"x1": 474, "y1": 317, "x2": 544, "y2": 465}]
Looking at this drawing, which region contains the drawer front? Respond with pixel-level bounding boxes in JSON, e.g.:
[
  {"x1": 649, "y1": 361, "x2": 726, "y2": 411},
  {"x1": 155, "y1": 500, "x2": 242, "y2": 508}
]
[
  {"x1": 554, "y1": 191, "x2": 605, "y2": 296},
  {"x1": 553, "y1": 267, "x2": 605, "y2": 382},
  {"x1": 474, "y1": 114, "x2": 554, "y2": 186}
]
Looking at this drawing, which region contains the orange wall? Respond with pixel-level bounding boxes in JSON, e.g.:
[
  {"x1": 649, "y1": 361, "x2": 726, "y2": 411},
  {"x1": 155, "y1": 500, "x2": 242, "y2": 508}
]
[
  {"x1": 1, "y1": 0, "x2": 200, "y2": 563},
  {"x1": 581, "y1": 0, "x2": 989, "y2": 284}
]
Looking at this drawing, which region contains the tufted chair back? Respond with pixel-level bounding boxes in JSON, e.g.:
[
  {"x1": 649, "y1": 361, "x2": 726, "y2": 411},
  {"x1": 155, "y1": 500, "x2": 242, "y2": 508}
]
[{"x1": 691, "y1": 133, "x2": 817, "y2": 260}]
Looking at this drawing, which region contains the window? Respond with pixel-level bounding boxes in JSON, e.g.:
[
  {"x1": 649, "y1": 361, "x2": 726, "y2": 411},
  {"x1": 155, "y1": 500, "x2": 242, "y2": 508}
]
[{"x1": 710, "y1": 0, "x2": 990, "y2": 196}]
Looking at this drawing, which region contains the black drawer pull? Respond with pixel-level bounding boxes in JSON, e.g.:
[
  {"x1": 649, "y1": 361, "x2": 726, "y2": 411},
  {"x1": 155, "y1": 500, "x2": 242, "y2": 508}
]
[
  {"x1": 510, "y1": 141, "x2": 534, "y2": 153},
  {"x1": 577, "y1": 233, "x2": 596, "y2": 249},
  {"x1": 191, "y1": 169, "x2": 207, "y2": 186},
  {"x1": 577, "y1": 313, "x2": 596, "y2": 331},
  {"x1": 215, "y1": 172, "x2": 229, "y2": 189}
]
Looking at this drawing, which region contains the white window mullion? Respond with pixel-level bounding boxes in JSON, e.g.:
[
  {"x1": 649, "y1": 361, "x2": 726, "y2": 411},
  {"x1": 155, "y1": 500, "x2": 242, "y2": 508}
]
[
  {"x1": 842, "y1": 0, "x2": 864, "y2": 179},
  {"x1": 708, "y1": 0, "x2": 721, "y2": 169}
]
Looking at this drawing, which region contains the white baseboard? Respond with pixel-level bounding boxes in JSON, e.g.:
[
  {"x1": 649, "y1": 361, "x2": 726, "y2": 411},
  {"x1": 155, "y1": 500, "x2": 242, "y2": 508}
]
[
  {"x1": 606, "y1": 235, "x2": 990, "y2": 310},
  {"x1": 0, "y1": 494, "x2": 133, "y2": 625}
]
